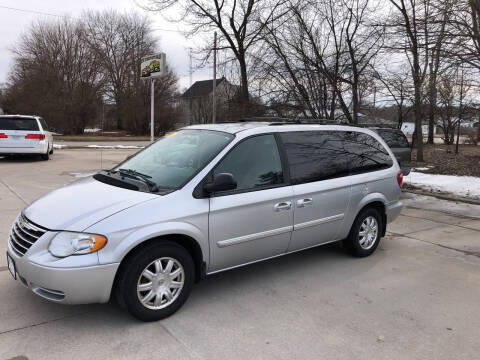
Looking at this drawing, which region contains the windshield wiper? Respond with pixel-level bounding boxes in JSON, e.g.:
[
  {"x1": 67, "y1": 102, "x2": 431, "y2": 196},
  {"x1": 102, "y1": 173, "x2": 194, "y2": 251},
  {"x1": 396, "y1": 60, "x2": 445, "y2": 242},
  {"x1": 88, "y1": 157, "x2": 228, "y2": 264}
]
[{"x1": 117, "y1": 168, "x2": 159, "y2": 192}]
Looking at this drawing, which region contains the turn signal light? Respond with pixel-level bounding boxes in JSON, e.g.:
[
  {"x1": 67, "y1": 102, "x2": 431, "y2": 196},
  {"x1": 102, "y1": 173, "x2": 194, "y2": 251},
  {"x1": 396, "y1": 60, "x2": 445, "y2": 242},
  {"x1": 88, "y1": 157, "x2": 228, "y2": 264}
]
[
  {"x1": 0, "y1": 133, "x2": 7, "y2": 139},
  {"x1": 25, "y1": 134, "x2": 45, "y2": 140},
  {"x1": 397, "y1": 171, "x2": 403, "y2": 188}
]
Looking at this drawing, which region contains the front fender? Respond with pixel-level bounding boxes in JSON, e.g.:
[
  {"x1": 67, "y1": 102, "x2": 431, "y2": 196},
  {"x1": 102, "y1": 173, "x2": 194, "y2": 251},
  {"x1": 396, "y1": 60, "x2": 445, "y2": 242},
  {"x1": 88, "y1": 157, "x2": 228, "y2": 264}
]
[{"x1": 97, "y1": 221, "x2": 208, "y2": 265}]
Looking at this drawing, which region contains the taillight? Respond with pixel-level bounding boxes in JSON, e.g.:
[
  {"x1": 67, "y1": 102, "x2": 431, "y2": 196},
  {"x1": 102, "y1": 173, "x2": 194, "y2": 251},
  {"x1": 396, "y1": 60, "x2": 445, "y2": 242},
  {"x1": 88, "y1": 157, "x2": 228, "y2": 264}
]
[
  {"x1": 0, "y1": 133, "x2": 7, "y2": 139},
  {"x1": 25, "y1": 134, "x2": 45, "y2": 140},
  {"x1": 397, "y1": 170, "x2": 403, "y2": 188}
]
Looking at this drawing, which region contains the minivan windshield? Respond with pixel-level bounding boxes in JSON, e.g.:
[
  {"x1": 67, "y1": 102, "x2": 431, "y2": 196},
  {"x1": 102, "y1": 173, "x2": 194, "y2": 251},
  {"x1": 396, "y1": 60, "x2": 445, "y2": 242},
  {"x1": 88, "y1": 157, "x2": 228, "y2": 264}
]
[
  {"x1": 113, "y1": 129, "x2": 233, "y2": 189},
  {"x1": 0, "y1": 117, "x2": 39, "y2": 131}
]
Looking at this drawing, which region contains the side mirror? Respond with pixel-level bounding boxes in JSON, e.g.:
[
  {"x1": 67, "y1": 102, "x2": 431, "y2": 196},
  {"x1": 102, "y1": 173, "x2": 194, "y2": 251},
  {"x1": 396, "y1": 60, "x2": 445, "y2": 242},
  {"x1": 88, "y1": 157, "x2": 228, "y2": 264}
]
[{"x1": 204, "y1": 173, "x2": 237, "y2": 194}]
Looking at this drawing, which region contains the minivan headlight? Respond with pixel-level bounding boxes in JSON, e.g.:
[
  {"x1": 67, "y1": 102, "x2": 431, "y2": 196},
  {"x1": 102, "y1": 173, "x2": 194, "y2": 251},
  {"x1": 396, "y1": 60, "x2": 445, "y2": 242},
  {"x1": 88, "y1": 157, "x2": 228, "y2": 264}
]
[{"x1": 49, "y1": 232, "x2": 107, "y2": 257}]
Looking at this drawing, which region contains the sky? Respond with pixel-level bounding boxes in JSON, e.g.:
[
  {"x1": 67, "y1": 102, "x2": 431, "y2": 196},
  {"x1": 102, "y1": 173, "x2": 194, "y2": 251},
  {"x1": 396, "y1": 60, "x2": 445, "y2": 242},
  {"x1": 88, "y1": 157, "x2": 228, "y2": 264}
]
[{"x1": 0, "y1": 0, "x2": 213, "y2": 92}]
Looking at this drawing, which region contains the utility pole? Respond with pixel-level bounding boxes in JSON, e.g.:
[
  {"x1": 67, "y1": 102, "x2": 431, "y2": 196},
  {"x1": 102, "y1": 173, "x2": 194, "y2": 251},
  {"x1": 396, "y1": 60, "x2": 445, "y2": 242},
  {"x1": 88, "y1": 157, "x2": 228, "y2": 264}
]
[
  {"x1": 150, "y1": 79, "x2": 155, "y2": 142},
  {"x1": 212, "y1": 31, "x2": 217, "y2": 124}
]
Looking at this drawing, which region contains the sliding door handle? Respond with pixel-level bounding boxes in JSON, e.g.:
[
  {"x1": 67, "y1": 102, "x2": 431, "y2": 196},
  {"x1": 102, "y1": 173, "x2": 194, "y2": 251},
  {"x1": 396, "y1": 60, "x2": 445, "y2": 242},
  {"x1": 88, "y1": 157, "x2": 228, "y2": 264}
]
[{"x1": 297, "y1": 198, "x2": 313, "y2": 207}]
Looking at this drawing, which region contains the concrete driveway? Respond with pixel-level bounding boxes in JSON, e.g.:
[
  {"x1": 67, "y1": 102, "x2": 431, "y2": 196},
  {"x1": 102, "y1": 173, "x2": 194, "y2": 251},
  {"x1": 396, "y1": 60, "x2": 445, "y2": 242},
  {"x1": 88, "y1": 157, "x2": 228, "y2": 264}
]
[{"x1": 1, "y1": 149, "x2": 480, "y2": 360}]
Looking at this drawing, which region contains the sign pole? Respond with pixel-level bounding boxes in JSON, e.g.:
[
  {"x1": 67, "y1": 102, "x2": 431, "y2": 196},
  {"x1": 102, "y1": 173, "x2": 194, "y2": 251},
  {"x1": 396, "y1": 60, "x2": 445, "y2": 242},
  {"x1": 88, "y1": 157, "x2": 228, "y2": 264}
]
[{"x1": 150, "y1": 79, "x2": 155, "y2": 143}]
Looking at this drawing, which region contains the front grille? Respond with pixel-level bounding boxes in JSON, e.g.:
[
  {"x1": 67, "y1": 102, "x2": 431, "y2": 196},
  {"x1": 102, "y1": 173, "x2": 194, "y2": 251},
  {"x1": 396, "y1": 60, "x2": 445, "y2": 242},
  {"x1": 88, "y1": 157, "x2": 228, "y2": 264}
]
[{"x1": 9, "y1": 215, "x2": 47, "y2": 257}]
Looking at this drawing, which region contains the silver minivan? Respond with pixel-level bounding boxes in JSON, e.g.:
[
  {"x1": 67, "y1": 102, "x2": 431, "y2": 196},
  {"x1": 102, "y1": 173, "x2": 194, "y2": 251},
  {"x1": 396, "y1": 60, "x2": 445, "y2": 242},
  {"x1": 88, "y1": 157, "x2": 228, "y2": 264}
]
[
  {"x1": 6, "y1": 123, "x2": 403, "y2": 321},
  {"x1": 0, "y1": 115, "x2": 54, "y2": 160}
]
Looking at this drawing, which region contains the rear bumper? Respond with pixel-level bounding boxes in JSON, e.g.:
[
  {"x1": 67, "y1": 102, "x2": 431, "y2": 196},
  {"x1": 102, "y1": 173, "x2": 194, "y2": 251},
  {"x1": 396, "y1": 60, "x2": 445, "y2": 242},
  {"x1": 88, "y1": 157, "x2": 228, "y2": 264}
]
[
  {"x1": 386, "y1": 200, "x2": 403, "y2": 223},
  {"x1": 0, "y1": 142, "x2": 48, "y2": 155}
]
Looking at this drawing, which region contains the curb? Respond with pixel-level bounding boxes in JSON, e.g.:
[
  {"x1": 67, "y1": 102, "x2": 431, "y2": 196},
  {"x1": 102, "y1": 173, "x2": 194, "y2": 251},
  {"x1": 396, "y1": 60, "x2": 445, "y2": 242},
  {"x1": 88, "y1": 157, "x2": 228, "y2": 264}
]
[{"x1": 404, "y1": 188, "x2": 480, "y2": 206}]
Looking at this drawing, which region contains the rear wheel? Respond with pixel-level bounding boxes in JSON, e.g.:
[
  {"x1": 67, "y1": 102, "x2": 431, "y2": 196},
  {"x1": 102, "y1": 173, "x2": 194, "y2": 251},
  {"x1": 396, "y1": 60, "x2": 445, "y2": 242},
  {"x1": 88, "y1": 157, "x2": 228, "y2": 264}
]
[
  {"x1": 344, "y1": 207, "x2": 382, "y2": 257},
  {"x1": 40, "y1": 148, "x2": 50, "y2": 161},
  {"x1": 116, "y1": 241, "x2": 195, "y2": 321}
]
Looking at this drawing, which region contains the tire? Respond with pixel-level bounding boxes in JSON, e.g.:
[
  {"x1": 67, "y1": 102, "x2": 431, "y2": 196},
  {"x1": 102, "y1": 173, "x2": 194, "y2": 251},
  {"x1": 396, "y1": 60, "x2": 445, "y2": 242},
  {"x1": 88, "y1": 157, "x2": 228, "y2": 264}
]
[
  {"x1": 49, "y1": 146, "x2": 54, "y2": 155},
  {"x1": 116, "y1": 241, "x2": 195, "y2": 321},
  {"x1": 344, "y1": 207, "x2": 382, "y2": 257},
  {"x1": 40, "y1": 148, "x2": 50, "y2": 161}
]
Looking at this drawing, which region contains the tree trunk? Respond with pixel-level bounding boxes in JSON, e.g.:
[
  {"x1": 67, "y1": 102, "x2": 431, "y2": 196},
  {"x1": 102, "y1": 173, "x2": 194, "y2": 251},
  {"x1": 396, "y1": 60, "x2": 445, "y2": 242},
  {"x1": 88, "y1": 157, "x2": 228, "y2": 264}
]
[
  {"x1": 427, "y1": 76, "x2": 437, "y2": 144},
  {"x1": 351, "y1": 78, "x2": 359, "y2": 124},
  {"x1": 238, "y1": 56, "x2": 250, "y2": 117},
  {"x1": 413, "y1": 79, "x2": 424, "y2": 162}
]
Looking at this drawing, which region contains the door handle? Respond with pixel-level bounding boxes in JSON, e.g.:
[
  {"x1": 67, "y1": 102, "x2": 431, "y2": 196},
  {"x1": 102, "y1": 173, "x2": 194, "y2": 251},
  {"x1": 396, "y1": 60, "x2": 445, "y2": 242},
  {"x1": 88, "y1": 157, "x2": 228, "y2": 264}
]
[
  {"x1": 297, "y1": 198, "x2": 313, "y2": 207},
  {"x1": 274, "y1": 201, "x2": 292, "y2": 211}
]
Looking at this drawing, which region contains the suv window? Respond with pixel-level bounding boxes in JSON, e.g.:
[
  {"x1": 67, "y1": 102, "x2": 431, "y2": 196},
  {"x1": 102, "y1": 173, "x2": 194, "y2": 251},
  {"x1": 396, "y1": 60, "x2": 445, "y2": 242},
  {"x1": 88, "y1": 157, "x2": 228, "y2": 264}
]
[
  {"x1": 214, "y1": 134, "x2": 284, "y2": 192},
  {"x1": 39, "y1": 118, "x2": 49, "y2": 131},
  {"x1": 0, "y1": 117, "x2": 39, "y2": 131},
  {"x1": 345, "y1": 132, "x2": 393, "y2": 174},
  {"x1": 375, "y1": 129, "x2": 409, "y2": 148},
  {"x1": 279, "y1": 131, "x2": 349, "y2": 184}
]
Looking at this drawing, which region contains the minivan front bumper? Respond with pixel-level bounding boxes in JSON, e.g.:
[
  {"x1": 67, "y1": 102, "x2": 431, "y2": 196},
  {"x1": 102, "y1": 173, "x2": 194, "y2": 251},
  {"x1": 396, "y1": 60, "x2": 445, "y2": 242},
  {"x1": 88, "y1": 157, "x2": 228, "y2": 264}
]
[{"x1": 7, "y1": 240, "x2": 119, "y2": 304}]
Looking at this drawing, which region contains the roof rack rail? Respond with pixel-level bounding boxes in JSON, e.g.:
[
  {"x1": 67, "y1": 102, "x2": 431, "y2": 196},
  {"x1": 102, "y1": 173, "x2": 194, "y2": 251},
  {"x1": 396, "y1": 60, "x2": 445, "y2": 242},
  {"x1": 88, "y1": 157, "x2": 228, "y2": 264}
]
[{"x1": 353, "y1": 123, "x2": 398, "y2": 129}]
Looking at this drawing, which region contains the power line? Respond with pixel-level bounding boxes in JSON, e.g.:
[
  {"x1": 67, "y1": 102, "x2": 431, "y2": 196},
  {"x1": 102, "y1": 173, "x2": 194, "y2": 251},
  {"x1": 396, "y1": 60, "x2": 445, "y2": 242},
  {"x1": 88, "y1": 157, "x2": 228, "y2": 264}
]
[
  {"x1": 0, "y1": 5, "x2": 78, "y2": 20},
  {"x1": 0, "y1": 5, "x2": 184, "y2": 33}
]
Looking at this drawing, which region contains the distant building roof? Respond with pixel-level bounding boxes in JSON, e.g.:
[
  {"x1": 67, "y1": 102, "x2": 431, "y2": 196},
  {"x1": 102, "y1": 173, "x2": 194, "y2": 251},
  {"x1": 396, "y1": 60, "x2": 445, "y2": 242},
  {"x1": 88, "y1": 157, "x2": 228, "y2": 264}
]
[{"x1": 182, "y1": 77, "x2": 226, "y2": 98}]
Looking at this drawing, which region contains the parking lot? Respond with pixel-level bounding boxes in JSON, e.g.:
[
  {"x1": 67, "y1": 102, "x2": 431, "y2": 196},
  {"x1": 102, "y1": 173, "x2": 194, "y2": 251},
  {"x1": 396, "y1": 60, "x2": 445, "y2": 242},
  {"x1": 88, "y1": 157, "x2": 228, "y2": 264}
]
[{"x1": 1, "y1": 149, "x2": 480, "y2": 360}]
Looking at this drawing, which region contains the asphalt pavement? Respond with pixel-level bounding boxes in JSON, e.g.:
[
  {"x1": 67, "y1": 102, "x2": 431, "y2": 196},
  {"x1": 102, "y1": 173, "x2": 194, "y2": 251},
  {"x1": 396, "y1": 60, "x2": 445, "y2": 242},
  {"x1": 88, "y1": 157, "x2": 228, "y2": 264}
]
[{"x1": 1, "y1": 148, "x2": 480, "y2": 360}]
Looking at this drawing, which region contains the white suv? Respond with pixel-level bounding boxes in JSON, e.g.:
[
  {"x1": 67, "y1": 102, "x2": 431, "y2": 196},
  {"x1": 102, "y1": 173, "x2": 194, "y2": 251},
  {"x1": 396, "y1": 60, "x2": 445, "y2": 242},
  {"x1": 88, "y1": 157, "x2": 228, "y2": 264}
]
[
  {"x1": 0, "y1": 115, "x2": 54, "y2": 160},
  {"x1": 7, "y1": 122, "x2": 403, "y2": 321}
]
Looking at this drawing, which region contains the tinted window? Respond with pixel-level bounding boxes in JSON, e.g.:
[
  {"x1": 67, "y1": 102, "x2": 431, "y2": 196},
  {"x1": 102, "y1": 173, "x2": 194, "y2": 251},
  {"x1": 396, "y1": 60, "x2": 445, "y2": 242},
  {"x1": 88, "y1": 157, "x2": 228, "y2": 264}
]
[
  {"x1": 39, "y1": 118, "x2": 49, "y2": 131},
  {"x1": 344, "y1": 132, "x2": 393, "y2": 174},
  {"x1": 376, "y1": 129, "x2": 409, "y2": 148},
  {"x1": 214, "y1": 134, "x2": 284, "y2": 191},
  {"x1": 279, "y1": 131, "x2": 349, "y2": 184},
  {"x1": 0, "y1": 117, "x2": 39, "y2": 131},
  {"x1": 115, "y1": 130, "x2": 233, "y2": 189}
]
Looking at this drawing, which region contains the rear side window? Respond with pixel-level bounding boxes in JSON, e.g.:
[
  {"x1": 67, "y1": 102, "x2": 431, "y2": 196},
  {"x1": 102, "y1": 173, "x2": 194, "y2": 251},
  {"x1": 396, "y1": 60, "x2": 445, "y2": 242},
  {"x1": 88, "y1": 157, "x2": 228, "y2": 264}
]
[
  {"x1": 279, "y1": 131, "x2": 349, "y2": 184},
  {"x1": 376, "y1": 129, "x2": 409, "y2": 148},
  {"x1": 0, "y1": 117, "x2": 39, "y2": 131},
  {"x1": 214, "y1": 134, "x2": 284, "y2": 191},
  {"x1": 39, "y1": 118, "x2": 49, "y2": 131},
  {"x1": 344, "y1": 132, "x2": 393, "y2": 174}
]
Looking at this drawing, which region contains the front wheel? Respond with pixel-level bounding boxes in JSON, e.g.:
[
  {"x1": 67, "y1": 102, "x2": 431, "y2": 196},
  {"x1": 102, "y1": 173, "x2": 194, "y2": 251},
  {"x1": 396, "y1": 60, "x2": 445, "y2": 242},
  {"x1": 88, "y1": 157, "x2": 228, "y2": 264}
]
[
  {"x1": 344, "y1": 207, "x2": 382, "y2": 257},
  {"x1": 116, "y1": 242, "x2": 195, "y2": 321}
]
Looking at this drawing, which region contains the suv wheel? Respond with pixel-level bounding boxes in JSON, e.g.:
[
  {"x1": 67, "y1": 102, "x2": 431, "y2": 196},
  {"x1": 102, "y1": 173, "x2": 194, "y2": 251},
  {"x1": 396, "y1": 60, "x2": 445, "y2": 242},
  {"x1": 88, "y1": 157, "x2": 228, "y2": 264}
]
[
  {"x1": 116, "y1": 242, "x2": 195, "y2": 321},
  {"x1": 344, "y1": 207, "x2": 382, "y2": 257},
  {"x1": 40, "y1": 147, "x2": 50, "y2": 161}
]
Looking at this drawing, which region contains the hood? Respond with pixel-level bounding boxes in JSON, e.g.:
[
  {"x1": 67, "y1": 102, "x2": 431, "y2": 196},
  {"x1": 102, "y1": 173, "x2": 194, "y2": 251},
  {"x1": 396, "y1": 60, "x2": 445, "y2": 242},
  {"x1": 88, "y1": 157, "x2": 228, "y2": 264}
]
[{"x1": 24, "y1": 176, "x2": 158, "y2": 231}]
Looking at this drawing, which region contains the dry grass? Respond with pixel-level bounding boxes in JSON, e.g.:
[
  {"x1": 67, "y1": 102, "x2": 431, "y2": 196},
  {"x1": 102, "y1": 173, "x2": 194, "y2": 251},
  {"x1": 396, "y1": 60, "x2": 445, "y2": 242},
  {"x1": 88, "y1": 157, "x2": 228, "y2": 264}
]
[{"x1": 411, "y1": 144, "x2": 480, "y2": 177}]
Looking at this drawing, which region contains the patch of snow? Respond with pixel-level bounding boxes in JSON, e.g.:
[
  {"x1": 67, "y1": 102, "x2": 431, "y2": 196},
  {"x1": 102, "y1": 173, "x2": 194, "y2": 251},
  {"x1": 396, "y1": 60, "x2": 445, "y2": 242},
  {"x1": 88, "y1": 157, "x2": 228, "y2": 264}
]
[
  {"x1": 69, "y1": 172, "x2": 96, "y2": 178},
  {"x1": 413, "y1": 167, "x2": 430, "y2": 171},
  {"x1": 84, "y1": 128, "x2": 101, "y2": 133},
  {"x1": 53, "y1": 144, "x2": 68, "y2": 149},
  {"x1": 404, "y1": 171, "x2": 480, "y2": 200},
  {"x1": 401, "y1": 123, "x2": 432, "y2": 135}
]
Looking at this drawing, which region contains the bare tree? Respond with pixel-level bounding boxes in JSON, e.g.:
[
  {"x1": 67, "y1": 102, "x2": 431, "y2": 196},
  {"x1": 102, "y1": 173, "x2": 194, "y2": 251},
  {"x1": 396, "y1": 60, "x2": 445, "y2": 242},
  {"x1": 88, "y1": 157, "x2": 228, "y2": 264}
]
[
  {"x1": 145, "y1": 0, "x2": 287, "y2": 116},
  {"x1": 5, "y1": 19, "x2": 103, "y2": 134},
  {"x1": 373, "y1": 64, "x2": 414, "y2": 128},
  {"x1": 425, "y1": 0, "x2": 454, "y2": 144},
  {"x1": 258, "y1": 0, "x2": 384, "y2": 122},
  {"x1": 388, "y1": 0, "x2": 432, "y2": 161},
  {"x1": 83, "y1": 10, "x2": 158, "y2": 131}
]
